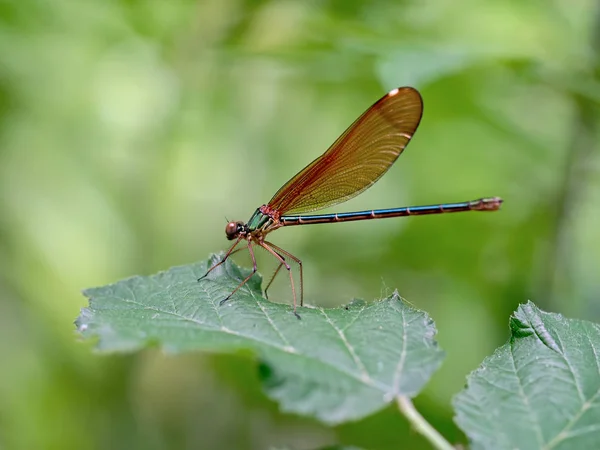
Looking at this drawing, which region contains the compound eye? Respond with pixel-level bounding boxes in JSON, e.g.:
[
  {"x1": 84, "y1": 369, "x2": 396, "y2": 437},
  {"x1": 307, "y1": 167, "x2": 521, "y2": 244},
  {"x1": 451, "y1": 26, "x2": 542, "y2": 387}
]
[
  {"x1": 225, "y1": 222, "x2": 244, "y2": 241},
  {"x1": 225, "y1": 222, "x2": 238, "y2": 239}
]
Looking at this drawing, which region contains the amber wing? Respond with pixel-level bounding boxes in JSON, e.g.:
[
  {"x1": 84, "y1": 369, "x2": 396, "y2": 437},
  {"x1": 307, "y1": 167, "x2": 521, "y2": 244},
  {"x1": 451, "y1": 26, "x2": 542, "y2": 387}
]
[{"x1": 267, "y1": 87, "x2": 424, "y2": 215}]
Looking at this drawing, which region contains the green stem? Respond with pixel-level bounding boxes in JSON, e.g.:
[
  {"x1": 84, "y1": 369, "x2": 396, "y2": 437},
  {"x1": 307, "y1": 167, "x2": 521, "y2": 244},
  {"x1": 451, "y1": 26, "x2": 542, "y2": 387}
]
[{"x1": 396, "y1": 395, "x2": 455, "y2": 450}]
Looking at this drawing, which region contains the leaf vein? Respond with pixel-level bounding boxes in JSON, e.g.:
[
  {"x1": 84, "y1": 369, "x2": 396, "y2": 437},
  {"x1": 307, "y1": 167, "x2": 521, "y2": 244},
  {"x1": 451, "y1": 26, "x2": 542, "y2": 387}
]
[
  {"x1": 198, "y1": 282, "x2": 225, "y2": 327},
  {"x1": 319, "y1": 308, "x2": 372, "y2": 384},
  {"x1": 392, "y1": 308, "x2": 408, "y2": 397},
  {"x1": 253, "y1": 294, "x2": 292, "y2": 348},
  {"x1": 341, "y1": 303, "x2": 367, "y2": 332},
  {"x1": 545, "y1": 327, "x2": 600, "y2": 449},
  {"x1": 510, "y1": 341, "x2": 545, "y2": 446},
  {"x1": 554, "y1": 332, "x2": 586, "y2": 403},
  {"x1": 115, "y1": 294, "x2": 392, "y2": 391}
]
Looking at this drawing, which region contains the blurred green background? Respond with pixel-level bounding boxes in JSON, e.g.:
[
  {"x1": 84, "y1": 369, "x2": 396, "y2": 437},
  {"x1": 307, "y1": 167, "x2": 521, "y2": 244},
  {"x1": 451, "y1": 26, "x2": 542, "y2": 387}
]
[{"x1": 1, "y1": 0, "x2": 599, "y2": 449}]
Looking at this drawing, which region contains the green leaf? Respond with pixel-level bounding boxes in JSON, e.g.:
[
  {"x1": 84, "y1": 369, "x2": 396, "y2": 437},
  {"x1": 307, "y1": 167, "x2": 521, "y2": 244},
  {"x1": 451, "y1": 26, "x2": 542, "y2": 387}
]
[
  {"x1": 76, "y1": 255, "x2": 445, "y2": 425},
  {"x1": 453, "y1": 301, "x2": 600, "y2": 450}
]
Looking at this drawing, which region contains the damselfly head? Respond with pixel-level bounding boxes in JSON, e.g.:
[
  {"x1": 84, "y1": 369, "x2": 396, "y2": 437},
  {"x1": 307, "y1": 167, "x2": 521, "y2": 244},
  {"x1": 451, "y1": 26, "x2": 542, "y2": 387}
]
[{"x1": 225, "y1": 221, "x2": 245, "y2": 240}]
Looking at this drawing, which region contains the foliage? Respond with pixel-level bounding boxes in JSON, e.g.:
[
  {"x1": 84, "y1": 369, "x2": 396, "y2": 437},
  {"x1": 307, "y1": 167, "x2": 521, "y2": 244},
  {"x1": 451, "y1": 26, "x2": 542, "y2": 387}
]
[
  {"x1": 77, "y1": 256, "x2": 445, "y2": 425},
  {"x1": 455, "y1": 302, "x2": 600, "y2": 450},
  {"x1": 78, "y1": 259, "x2": 600, "y2": 449}
]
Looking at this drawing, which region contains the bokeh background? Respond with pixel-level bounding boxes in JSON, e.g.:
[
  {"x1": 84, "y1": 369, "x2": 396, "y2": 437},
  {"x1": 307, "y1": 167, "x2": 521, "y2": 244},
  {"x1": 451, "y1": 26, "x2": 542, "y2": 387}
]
[{"x1": 1, "y1": 0, "x2": 599, "y2": 449}]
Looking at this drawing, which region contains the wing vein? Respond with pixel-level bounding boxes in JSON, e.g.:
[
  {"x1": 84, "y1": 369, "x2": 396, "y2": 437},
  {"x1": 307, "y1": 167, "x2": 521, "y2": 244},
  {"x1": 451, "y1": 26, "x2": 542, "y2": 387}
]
[{"x1": 268, "y1": 87, "x2": 423, "y2": 215}]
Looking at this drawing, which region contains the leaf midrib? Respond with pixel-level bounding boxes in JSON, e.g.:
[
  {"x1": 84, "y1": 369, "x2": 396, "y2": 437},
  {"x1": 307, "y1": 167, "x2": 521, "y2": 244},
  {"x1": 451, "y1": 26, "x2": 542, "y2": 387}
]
[{"x1": 102, "y1": 292, "x2": 395, "y2": 393}]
